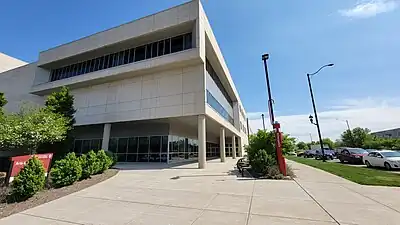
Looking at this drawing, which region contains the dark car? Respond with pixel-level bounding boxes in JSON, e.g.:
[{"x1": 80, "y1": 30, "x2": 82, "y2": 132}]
[
  {"x1": 315, "y1": 149, "x2": 335, "y2": 160},
  {"x1": 337, "y1": 148, "x2": 368, "y2": 164},
  {"x1": 303, "y1": 150, "x2": 316, "y2": 158}
]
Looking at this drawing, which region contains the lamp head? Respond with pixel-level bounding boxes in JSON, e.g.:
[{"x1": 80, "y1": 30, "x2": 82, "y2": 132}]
[
  {"x1": 262, "y1": 54, "x2": 269, "y2": 61},
  {"x1": 327, "y1": 63, "x2": 334, "y2": 67},
  {"x1": 309, "y1": 115, "x2": 314, "y2": 124}
]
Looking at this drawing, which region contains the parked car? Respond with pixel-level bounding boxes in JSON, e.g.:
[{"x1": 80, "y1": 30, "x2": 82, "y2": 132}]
[
  {"x1": 303, "y1": 150, "x2": 316, "y2": 158},
  {"x1": 296, "y1": 151, "x2": 305, "y2": 157},
  {"x1": 337, "y1": 148, "x2": 368, "y2": 164},
  {"x1": 315, "y1": 150, "x2": 335, "y2": 160},
  {"x1": 363, "y1": 150, "x2": 400, "y2": 170}
]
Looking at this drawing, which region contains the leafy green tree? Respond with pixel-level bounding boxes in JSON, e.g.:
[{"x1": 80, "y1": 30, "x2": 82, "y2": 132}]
[
  {"x1": 45, "y1": 86, "x2": 76, "y2": 127},
  {"x1": 321, "y1": 138, "x2": 335, "y2": 149},
  {"x1": 282, "y1": 134, "x2": 296, "y2": 153},
  {"x1": 296, "y1": 141, "x2": 307, "y2": 150},
  {"x1": 0, "y1": 92, "x2": 7, "y2": 115},
  {"x1": 341, "y1": 127, "x2": 371, "y2": 148},
  {"x1": 0, "y1": 107, "x2": 69, "y2": 154},
  {"x1": 44, "y1": 87, "x2": 76, "y2": 156}
]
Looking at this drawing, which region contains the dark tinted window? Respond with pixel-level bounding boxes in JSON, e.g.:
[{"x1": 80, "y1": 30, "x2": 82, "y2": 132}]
[
  {"x1": 128, "y1": 48, "x2": 135, "y2": 63},
  {"x1": 146, "y1": 44, "x2": 152, "y2": 59},
  {"x1": 184, "y1": 33, "x2": 192, "y2": 50},
  {"x1": 152, "y1": 42, "x2": 158, "y2": 58},
  {"x1": 124, "y1": 50, "x2": 130, "y2": 64},
  {"x1": 50, "y1": 33, "x2": 191, "y2": 82},
  {"x1": 171, "y1": 35, "x2": 184, "y2": 53},
  {"x1": 135, "y1": 46, "x2": 146, "y2": 62},
  {"x1": 158, "y1": 40, "x2": 165, "y2": 56},
  {"x1": 165, "y1": 39, "x2": 171, "y2": 54}
]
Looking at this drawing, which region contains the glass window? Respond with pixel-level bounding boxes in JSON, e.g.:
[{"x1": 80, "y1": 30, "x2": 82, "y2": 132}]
[
  {"x1": 161, "y1": 136, "x2": 168, "y2": 153},
  {"x1": 103, "y1": 55, "x2": 110, "y2": 69},
  {"x1": 98, "y1": 57, "x2": 104, "y2": 70},
  {"x1": 150, "y1": 136, "x2": 161, "y2": 153},
  {"x1": 91, "y1": 139, "x2": 102, "y2": 151},
  {"x1": 118, "y1": 138, "x2": 128, "y2": 154},
  {"x1": 128, "y1": 137, "x2": 138, "y2": 153},
  {"x1": 109, "y1": 138, "x2": 118, "y2": 153},
  {"x1": 82, "y1": 140, "x2": 91, "y2": 154},
  {"x1": 50, "y1": 70, "x2": 56, "y2": 81},
  {"x1": 150, "y1": 136, "x2": 161, "y2": 162},
  {"x1": 109, "y1": 54, "x2": 115, "y2": 68},
  {"x1": 127, "y1": 154, "x2": 137, "y2": 162},
  {"x1": 138, "y1": 137, "x2": 149, "y2": 154},
  {"x1": 80, "y1": 62, "x2": 86, "y2": 74},
  {"x1": 158, "y1": 40, "x2": 165, "y2": 56},
  {"x1": 90, "y1": 59, "x2": 96, "y2": 72},
  {"x1": 128, "y1": 48, "x2": 135, "y2": 63},
  {"x1": 113, "y1": 53, "x2": 119, "y2": 67},
  {"x1": 135, "y1": 46, "x2": 146, "y2": 62},
  {"x1": 118, "y1": 51, "x2": 124, "y2": 65},
  {"x1": 73, "y1": 140, "x2": 82, "y2": 154},
  {"x1": 146, "y1": 44, "x2": 152, "y2": 59},
  {"x1": 93, "y1": 58, "x2": 99, "y2": 71},
  {"x1": 124, "y1": 49, "x2": 130, "y2": 64},
  {"x1": 75, "y1": 63, "x2": 81, "y2": 75},
  {"x1": 171, "y1": 35, "x2": 184, "y2": 53},
  {"x1": 165, "y1": 39, "x2": 171, "y2": 54},
  {"x1": 152, "y1": 42, "x2": 158, "y2": 58},
  {"x1": 184, "y1": 33, "x2": 192, "y2": 50}
]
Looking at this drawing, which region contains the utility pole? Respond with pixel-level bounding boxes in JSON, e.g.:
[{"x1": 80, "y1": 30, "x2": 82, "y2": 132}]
[{"x1": 261, "y1": 114, "x2": 266, "y2": 131}]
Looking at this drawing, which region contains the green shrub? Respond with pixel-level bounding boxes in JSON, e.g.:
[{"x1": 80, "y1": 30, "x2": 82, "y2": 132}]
[
  {"x1": 87, "y1": 150, "x2": 101, "y2": 174},
  {"x1": 11, "y1": 157, "x2": 45, "y2": 201},
  {"x1": 97, "y1": 150, "x2": 112, "y2": 173},
  {"x1": 79, "y1": 154, "x2": 95, "y2": 179},
  {"x1": 50, "y1": 152, "x2": 82, "y2": 188},
  {"x1": 249, "y1": 149, "x2": 277, "y2": 175},
  {"x1": 105, "y1": 150, "x2": 117, "y2": 167}
]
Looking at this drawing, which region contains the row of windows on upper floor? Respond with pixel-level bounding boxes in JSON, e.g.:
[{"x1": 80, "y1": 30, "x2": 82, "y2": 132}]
[
  {"x1": 49, "y1": 33, "x2": 193, "y2": 82},
  {"x1": 205, "y1": 59, "x2": 233, "y2": 106},
  {"x1": 206, "y1": 90, "x2": 234, "y2": 125}
]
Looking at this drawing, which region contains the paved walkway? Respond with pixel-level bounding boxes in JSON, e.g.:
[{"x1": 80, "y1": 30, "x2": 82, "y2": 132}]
[{"x1": 1, "y1": 159, "x2": 400, "y2": 224}]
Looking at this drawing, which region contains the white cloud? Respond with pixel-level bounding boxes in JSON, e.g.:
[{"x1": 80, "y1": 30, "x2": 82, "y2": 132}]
[
  {"x1": 248, "y1": 97, "x2": 400, "y2": 142},
  {"x1": 339, "y1": 0, "x2": 398, "y2": 18}
]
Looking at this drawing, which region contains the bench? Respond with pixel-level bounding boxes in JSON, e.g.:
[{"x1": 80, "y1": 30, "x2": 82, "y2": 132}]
[{"x1": 236, "y1": 158, "x2": 250, "y2": 177}]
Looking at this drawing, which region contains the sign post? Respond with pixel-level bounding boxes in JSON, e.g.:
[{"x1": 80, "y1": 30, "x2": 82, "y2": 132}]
[{"x1": 273, "y1": 122, "x2": 286, "y2": 176}]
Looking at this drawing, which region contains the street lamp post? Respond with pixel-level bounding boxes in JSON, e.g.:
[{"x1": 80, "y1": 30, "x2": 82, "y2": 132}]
[
  {"x1": 261, "y1": 114, "x2": 266, "y2": 131},
  {"x1": 307, "y1": 63, "x2": 334, "y2": 162}
]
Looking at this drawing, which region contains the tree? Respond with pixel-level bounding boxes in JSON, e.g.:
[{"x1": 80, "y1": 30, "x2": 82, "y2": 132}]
[
  {"x1": 296, "y1": 141, "x2": 307, "y2": 150},
  {"x1": 44, "y1": 87, "x2": 76, "y2": 156},
  {"x1": 0, "y1": 107, "x2": 69, "y2": 154},
  {"x1": 282, "y1": 134, "x2": 296, "y2": 153},
  {"x1": 0, "y1": 92, "x2": 7, "y2": 115},
  {"x1": 321, "y1": 138, "x2": 335, "y2": 149},
  {"x1": 45, "y1": 87, "x2": 76, "y2": 127},
  {"x1": 341, "y1": 127, "x2": 371, "y2": 148}
]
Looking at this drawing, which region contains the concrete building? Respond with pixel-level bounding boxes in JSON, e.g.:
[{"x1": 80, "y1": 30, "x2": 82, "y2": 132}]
[
  {"x1": 371, "y1": 128, "x2": 400, "y2": 139},
  {"x1": 0, "y1": 52, "x2": 27, "y2": 73},
  {"x1": 0, "y1": 0, "x2": 248, "y2": 168}
]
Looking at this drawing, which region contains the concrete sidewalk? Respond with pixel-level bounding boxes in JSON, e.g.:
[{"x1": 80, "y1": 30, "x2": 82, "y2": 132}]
[{"x1": 1, "y1": 159, "x2": 400, "y2": 224}]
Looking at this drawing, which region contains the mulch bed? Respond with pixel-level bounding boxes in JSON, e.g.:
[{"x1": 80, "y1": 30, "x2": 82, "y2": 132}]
[{"x1": 0, "y1": 169, "x2": 118, "y2": 219}]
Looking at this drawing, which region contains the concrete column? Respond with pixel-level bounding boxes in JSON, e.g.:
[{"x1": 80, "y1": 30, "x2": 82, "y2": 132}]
[
  {"x1": 220, "y1": 127, "x2": 226, "y2": 162},
  {"x1": 198, "y1": 115, "x2": 206, "y2": 169},
  {"x1": 101, "y1": 123, "x2": 111, "y2": 151},
  {"x1": 232, "y1": 135, "x2": 236, "y2": 159},
  {"x1": 238, "y1": 137, "x2": 243, "y2": 157}
]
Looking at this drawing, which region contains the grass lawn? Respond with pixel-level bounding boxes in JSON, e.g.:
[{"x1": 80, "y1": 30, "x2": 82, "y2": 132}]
[{"x1": 287, "y1": 156, "x2": 400, "y2": 187}]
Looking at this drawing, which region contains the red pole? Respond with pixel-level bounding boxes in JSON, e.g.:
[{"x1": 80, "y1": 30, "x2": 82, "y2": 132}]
[{"x1": 273, "y1": 122, "x2": 286, "y2": 176}]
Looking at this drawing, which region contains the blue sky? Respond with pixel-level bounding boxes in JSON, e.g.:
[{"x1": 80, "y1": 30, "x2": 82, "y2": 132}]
[{"x1": 1, "y1": 0, "x2": 399, "y2": 141}]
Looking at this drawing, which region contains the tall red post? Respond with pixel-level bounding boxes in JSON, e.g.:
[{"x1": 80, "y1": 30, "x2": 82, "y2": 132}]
[{"x1": 273, "y1": 122, "x2": 286, "y2": 176}]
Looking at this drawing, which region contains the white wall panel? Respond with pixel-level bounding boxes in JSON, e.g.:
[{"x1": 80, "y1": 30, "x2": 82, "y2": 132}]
[{"x1": 72, "y1": 64, "x2": 204, "y2": 125}]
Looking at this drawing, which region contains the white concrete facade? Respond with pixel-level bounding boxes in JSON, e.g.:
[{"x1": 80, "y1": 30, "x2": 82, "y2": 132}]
[{"x1": 0, "y1": 0, "x2": 248, "y2": 167}]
